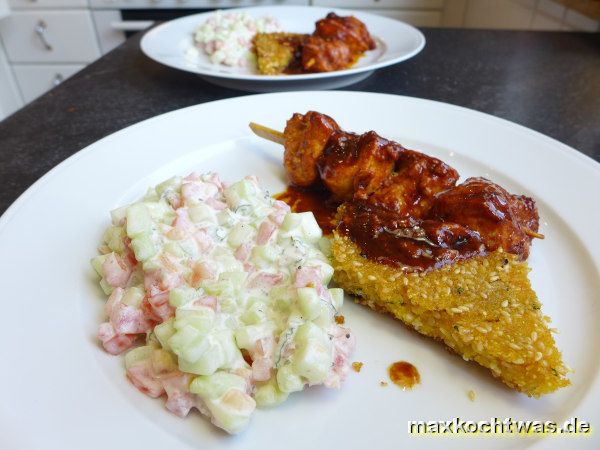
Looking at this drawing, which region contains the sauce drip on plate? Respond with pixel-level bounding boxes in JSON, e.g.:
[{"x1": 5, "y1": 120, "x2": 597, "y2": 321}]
[{"x1": 388, "y1": 361, "x2": 420, "y2": 390}]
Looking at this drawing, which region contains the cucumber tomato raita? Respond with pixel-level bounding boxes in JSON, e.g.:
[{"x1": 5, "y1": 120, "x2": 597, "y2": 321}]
[{"x1": 92, "y1": 172, "x2": 355, "y2": 434}]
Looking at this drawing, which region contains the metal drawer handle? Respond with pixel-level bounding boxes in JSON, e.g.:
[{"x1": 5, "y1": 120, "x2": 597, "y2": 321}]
[
  {"x1": 52, "y1": 74, "x2": 64, "y2": 87},
  {"x1": 34, "y1": 20, "x2": 53, "y2": 51}
]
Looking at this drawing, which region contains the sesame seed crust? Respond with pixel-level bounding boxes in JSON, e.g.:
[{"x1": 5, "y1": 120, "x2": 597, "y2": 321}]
[{"x1": 331, "y1": 232, "x2": 570, "y2": 397}]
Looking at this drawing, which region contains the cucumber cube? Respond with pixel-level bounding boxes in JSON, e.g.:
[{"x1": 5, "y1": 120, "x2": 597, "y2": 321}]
[
  {"x1": 131, "y1": 233, "x2": 157, "y2": 262},
  {"x1": 103, "y1": 226, "x2": 126, "y2": 254},
  {"x1": 276, "y1": 363, "x2": 305, "y2": 393},
  {"x1": 254, "y1": 378, "x2": 289, "y2": 408},
  {"x1": 110, "y1": 205, "x2": 129, "y2": 226},
  {"x1": 99, "y1": 278, "x2": 114, "y2": 295},
  {"x1": 297, "y1": 287, "x2": 321, "y2": 321},
  {"x1": 217, "y1": 329, "x2": 242, "y2": 366},
  {"x1": 298, "y1": 212, "x2": 322, "y2": 243},
  {"x1": 169, "y1": 286, "x2": 198, "y2": 308},
  {"x1": 154, "y1": 319, "x2": 176, "y2": 351},
  {"x1": 174, "y1": 307, "x2": 215, "y2": 333},
  {"x1": 126, "y1": 203, "x2": 152, "y2": 238},
  {"x1": 180, "y1": 340, "x2": 223, "y2": 375},
  {"x1": 227, "y1": 223, "x2": 253, "y2": 247},
  {"x1": 151, "y1": 348, "x2": 178, "y2": 374},
  {"x1": 280, "y1": 213, "x2": 302, "y2": 232},
  {"x1": 306, "y1": 258, "x2": 334, "y2": 284},
  {"x1": 269, "y1": 285, "x2": 297, "y2": 312},
  {"x1": 168, "y1": 325, "x2": 202, "y2": 355},
  {"x1": 234, "y1": 323, "x2": 273, "y2": 350},
  {"x1": 224, "y1": 180, "x2": 257, "y2": 208},
  {"x1": 205, "y1": 390, "x2": 256, "y2": 435},
  {"x1": 292, "y1": 341, "x2": 332, "y2": 384},
  {"x1": 189, "y1": 371, "x2": 247, "y2": 400},
  {"x1": 250, "y1": 245, "x2": 278, "y2": 267},
  {"x1": 90, "y1": 254, "x2": 108, "y2": 277},
  {"x1": 294, "y1": 322, "x2": 329, "y2": 348},
  {"x1": 241, "y1": 301, "x2": 268, "y2": 325},
  {"x1": 329, "y1": 288, "x2": 344, "y2": 310},
  {"x1": 317, "y1": 236, "x2": 332, "y2": 257},
  {"x1": 181, "y1": 336, "x2": 211, "y2": 364}
]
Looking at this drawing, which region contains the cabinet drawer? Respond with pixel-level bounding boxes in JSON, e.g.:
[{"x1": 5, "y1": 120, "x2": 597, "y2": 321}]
[
  {"x1": 0, "y1": 11, "x2": 101, "y2": 63},
  {"x1": 9, "y1": 0, "x2": 88, "y2": 9},
  {"x1": 0, "y1": 40, "x2": 23, "y2": 119},
  {"x1": 312, "y1": 0, "x2": 444, "y2": 9},
  {"x1": 13, "y1": 64, "x2": 84, "y2": 103}
]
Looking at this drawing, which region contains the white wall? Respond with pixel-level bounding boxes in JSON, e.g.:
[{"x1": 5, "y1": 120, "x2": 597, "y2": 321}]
[
  {"x1": 348, "y1": 0, "x2": 600, "y2": 31},
  {"x1": 455, "y1": 0, "x2": 600, "y2": 31}
]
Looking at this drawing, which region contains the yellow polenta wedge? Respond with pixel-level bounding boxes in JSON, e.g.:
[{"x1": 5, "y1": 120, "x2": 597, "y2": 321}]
[
  {"x1": 332, "y1": 232, "x2": 570, "y2": 397},
  {"x1": 254, "y1": 33, "x2": 306, "y2": 75}
]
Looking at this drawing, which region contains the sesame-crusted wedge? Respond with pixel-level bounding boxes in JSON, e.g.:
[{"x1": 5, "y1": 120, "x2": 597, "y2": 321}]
[
  {"x1": 332, "y1": 233, "x2": 570, "y2": 397},
  {"x1": 254, "y1": 33, "x2": 307, "y2": 75}
]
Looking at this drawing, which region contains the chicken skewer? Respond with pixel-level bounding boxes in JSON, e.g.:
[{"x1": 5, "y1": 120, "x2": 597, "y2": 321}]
[{"x1": 249, "y1": 111, "x2": 543, "y2": 267}]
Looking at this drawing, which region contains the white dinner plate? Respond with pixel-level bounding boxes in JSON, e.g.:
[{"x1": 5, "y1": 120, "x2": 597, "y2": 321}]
[
  {"x1": 140, "y1": 6, "x2": 425, "y2": 92},
  {"x1": 1, "y1": 92, "x2": 599, "y2": 450}
]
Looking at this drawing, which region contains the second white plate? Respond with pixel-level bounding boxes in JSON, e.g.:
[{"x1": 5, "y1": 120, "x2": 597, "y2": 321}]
[{"x1": 140, "y1": 6, "x2": 425, "y2": 92}]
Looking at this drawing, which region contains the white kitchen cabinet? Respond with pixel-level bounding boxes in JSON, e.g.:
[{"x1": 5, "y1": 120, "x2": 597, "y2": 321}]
[
  {"x1": 8, "y1": 0, "x2": 88, "y2": 9},
  {"x1": 13, "y1": 64, "x2": 84, "y2": 103},
  {"x1": 0, "y1": 43, "x2": 23, "y2": 120},
  {"x1": 91, "y1": 9, "x2": 127, "y2": 55},
  {"x1": 0, "y1": 11, "x2": 101, "y2": 63}
]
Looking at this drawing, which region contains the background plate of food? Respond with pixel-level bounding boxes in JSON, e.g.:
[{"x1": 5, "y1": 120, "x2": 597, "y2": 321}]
[
  {"x1": 1, "y1": 92, "x2": 599, "y2": 450},
  {"x1": 140, "y1": 6, "x2": 425, "y2": 92}
]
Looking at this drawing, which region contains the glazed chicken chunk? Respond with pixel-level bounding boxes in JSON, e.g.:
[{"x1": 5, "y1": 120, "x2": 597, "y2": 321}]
[
  {"x1": 314, "y1": 12, "x2": 376, "y2": 55},
  {"x1": 429, "y1": 177, "x2": 540, "y2": 260},
  {"x1": 301, "y1": 36, "x2": 353, "y2": 73},
  {"x1": 283, "y1": 111, "x2": 340, "y2": 186},
  {"x1": 318, "y1": 130, "x2": 403, "y2": 201},
  {"x1": 366, "y1": 150, "x2": 460, "y2": 217}
]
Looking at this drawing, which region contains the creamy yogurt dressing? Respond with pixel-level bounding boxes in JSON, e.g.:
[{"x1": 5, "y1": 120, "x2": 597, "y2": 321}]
[{"x1": 93, "y1": 172, "x2": 354, "y2": 434}]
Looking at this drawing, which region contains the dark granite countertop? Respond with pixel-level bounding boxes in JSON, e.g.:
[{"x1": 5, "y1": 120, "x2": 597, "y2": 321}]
[{"x1": 0, "y1": 28, "x2": 599, "y2": 215}]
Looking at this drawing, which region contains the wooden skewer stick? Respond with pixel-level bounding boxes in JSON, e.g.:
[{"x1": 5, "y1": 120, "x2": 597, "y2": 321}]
[
  {"x1": 524, "y1": 228, "x2": 545, "y2": 240},
  {"x1": 249, "y1": 122, "x2": 285, "y2": 145}
]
